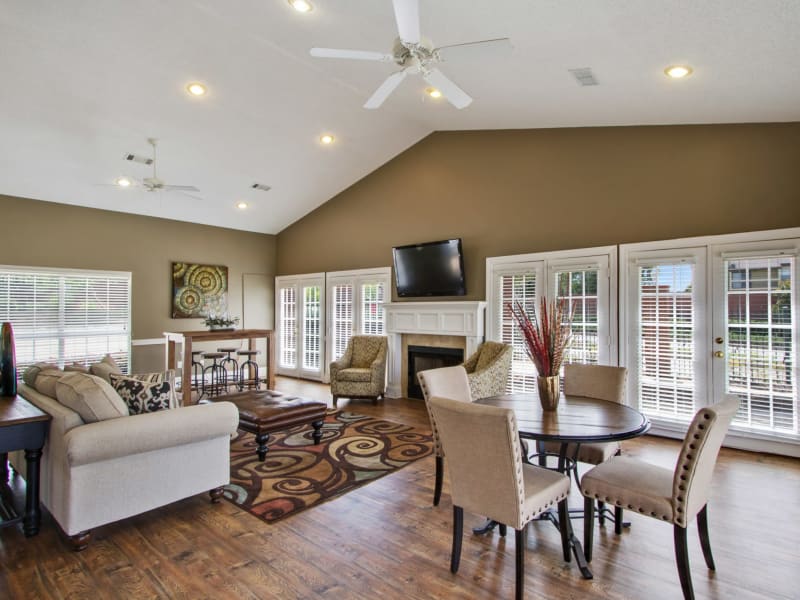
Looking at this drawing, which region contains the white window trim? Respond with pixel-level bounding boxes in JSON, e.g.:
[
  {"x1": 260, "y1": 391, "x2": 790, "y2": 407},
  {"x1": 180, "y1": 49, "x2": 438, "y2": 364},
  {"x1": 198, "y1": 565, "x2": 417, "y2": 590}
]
[{"x1": 486, "y1": 245, "x2": 618, "y2": 365}]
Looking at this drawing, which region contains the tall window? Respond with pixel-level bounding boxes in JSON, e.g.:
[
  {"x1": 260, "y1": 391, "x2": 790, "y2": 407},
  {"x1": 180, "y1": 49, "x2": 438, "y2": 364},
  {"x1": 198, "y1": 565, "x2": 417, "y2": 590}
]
[
  {"x1": 279, "y1": 286, "x2": 297, "y2": 369},
  {"x1": 361, "y1": 282, "x2": 386, "y2": 335},
  {"x1": 303, "y1": 285, "x2": 321, "y2": 371},
  {"x1": 0, "y1": 267, "x2": 131, "y2": 373},
  {"x1": 331, "y1": 284, "x2": 353, "y2": 360},
  {"x1": 497, "y1": 272, "x2": 538, "y2": 392},
  {"x1": 554, "y1": 268, "x2": 600, "y2": 365}
]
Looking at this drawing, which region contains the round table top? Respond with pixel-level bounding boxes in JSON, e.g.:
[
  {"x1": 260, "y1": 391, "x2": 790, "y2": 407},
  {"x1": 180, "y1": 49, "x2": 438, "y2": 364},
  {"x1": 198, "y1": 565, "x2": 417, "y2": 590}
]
[{"x1": 475, "y1": 393, "x2": 651, "y2": 443}]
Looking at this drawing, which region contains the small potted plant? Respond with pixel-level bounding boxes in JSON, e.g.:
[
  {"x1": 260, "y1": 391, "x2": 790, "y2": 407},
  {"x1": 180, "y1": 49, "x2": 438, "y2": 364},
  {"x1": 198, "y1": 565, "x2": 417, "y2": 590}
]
[
  {"x1": 203, "y1": 313, "x2": 240, "y2": 331},
  {"x1": 507, "y1": 298, "x2": 573, "y2": 411}
]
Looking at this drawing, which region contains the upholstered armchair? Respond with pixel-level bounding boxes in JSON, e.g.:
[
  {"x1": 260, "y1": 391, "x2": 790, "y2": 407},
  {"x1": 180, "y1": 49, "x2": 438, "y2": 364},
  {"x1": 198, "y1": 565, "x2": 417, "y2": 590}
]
[
  {"x1": 462, "y1": 341, "x2": 513, "y2": 399},
  {"x1": 330, "y1": 335, "x2": 388, "y2": 408},
  {"x1": 580, "y1": 396, "x2": 739, "y2": 600}
]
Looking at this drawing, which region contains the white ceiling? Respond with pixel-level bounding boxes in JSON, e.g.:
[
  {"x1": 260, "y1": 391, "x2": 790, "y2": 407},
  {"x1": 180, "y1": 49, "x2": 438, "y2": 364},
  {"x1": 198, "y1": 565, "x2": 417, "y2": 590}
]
[{"x1": 1, "y1": 1, "x2": 799, "y2": 234}]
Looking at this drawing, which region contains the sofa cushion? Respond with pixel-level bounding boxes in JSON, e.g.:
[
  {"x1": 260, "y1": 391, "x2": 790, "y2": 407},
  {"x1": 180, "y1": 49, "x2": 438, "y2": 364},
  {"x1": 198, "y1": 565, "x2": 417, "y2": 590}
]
[
  {"x1": 22, "y1": 362, "x2": 60, "y2": 387},
  {"x1": 89, "y1": 354, "x2": 122, "y2": 383},
  {"x1": 109, "y1": 373, "x2": 172, "y2": 415},
  {"x1": 34, "y1": 368, "x2": 67, "y2": 398},
  {"x1": 55, "y1": 372, "x2": 129, "y2": 423},
  {"x1": 126, "y1": 370, "x2": 178, "y2": 408},
  {"x1": 64, "y1": 362, "x2": 90, "y2": 374}
]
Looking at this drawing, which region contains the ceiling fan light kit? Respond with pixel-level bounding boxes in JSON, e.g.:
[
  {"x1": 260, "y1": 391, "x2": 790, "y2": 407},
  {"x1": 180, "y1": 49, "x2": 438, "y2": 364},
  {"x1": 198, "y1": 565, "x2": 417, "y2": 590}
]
[{"x1": 309, "y1": 0, "x2": 510, "y2": 110}]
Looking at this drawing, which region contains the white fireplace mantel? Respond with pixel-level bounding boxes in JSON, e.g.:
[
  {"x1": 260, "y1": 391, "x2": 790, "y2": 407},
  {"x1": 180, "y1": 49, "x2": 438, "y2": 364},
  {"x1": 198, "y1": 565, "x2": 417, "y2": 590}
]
[{"x1": 383, "y1": 301, "x2": 486, "y2": 398}]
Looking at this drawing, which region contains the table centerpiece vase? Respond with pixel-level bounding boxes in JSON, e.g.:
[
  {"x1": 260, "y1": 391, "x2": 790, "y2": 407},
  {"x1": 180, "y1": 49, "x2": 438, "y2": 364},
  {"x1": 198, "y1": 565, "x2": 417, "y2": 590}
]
[{"x1": 508, "y1": 298, "x2": 573, "y2": 412}]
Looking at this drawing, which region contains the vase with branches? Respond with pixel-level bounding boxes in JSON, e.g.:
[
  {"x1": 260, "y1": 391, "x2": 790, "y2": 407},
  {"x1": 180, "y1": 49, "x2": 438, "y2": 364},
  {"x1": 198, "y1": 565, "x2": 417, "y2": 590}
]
[{"x1": 507, "y1": 298, "x2": 574, "y2": 410}]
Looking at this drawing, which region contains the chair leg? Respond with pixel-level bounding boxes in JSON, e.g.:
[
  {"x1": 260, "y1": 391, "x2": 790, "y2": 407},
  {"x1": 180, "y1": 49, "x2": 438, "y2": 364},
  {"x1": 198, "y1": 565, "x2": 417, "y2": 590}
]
[
  {"x1": 451, "y1": 506, "x2": 463, "y2": 574},
  {"x1": 557, "y1": 498, "x2": 571, "y2": 563},
  {"x1": 614, "y1": 506, "x2": 624, "y2": 535},
  {"x1": 697, "y1": 504, "x2": 716, "y2": 570},
  {"x1": 674, "y1": 524, "x2": 695, "y2": 600},
  {"x1": 515, "y1": 527, "x2": 527, "y2": 600},
  {"x1": 311, "y1": 420, "x2": 324, "y2": 445},
  {"x1": 584, "y1": 496, "x2": 595, "y2": 563},
  {"x1": 433, "y1": 455, "x2": 443, "y2": 506},
  {"x1": 332, "y1": 395, "x2": 338, "y2": 408},
  {"x1": 499, "y1": 524, "x2": 507, "y2": 537},
  {"x1": 597, "y1": 500, "x2": 606, "y2": 526}
]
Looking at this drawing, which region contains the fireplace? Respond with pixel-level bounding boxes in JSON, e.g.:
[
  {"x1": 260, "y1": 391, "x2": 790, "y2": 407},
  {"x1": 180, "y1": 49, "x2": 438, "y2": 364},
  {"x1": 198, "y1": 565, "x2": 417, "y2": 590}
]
[{"x1": 407, "y1": 345, "x2": 465, "y2": 399}]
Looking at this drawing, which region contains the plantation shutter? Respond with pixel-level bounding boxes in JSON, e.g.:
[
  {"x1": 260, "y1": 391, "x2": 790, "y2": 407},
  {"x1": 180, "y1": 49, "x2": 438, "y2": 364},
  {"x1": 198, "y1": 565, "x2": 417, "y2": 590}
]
[
  {"x1": 332, "y1": 283, "x2": 353, "y2": 360},
  {"x1": 302, "y1": 285, "x2": 321, "y2": 370},
  {"x1": 0, "y1": 267, "x2": 131, "y2": 373},
  {"x1": 636, "y1": 260, "x2": 697, "y2": 419},
  {"x1": 496, "y1": 268, "x2": 539, "y2": 392},
  {"x1": 361, "y1": 281, "x2": 386, "y2": 335},
  {"x1": 279, "y1": 286, "x2": 297, "y2": 369}
]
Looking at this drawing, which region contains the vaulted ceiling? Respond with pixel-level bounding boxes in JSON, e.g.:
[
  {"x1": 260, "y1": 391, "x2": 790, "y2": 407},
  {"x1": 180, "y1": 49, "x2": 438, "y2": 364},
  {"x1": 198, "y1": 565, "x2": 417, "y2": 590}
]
[{"x1": 1, "y1": 1, "x2": 799, "y2": 234}]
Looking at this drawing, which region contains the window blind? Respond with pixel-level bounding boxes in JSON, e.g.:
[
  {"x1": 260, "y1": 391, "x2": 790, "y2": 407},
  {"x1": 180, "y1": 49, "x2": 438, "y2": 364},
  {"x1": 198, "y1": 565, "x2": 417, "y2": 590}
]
[
  {"x1": 332, "y1": 284, "x2": 353, "y2": 360},
  {"x1": 0, "y1": 267, "x2": 131, "y2": 374},
  {"x1": 279, "y1": 286, "x2": 297, "y2": 368},
  {"x1": 361, "y1": 282, "x2": 385, "y2": 335},
  {"x1": 302, "y1": 285, "x2": 321, "y2": 370},
  {"x1": 497, "y1": 271, "x2": 537, "y2": 392}
]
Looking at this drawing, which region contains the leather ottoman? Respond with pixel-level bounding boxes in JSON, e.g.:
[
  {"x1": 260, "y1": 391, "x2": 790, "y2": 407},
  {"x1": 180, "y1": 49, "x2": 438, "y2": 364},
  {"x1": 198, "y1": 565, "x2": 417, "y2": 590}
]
[{"x1": 211, "y1": 389, "x2": 327, "y2": 461}]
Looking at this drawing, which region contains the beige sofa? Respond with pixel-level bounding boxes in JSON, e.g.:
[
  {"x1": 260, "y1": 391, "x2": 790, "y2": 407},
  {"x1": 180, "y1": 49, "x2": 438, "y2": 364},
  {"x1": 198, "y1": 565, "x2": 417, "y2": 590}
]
[{"x1": 13, "y1": 383, "x2": 238, "y2": 550}]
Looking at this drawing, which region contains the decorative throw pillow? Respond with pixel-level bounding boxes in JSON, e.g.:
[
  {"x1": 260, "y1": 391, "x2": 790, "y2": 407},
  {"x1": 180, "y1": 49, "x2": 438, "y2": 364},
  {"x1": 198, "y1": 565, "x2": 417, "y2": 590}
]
[
  {"x1": 89, "y1": 354, "x2": 122, "y2": 383},
  {"x1": 109, "y1": 373, "x2": 172, "y2": 415},
  {"x1": 64, "y1": 362, "x2": 90, "y2": 374},
  {"x1": 126, "y1": 370, "x2": 178, "y2": 408},
  {"x1": 22, "y1": 362, "x2": 59, "y2": 387},
  {"x1": 34, "y1": 368, "x2": 67, "y2": 398},
  {"x1": 55, "y1": 372, "x2": 129, "y2": 423}
]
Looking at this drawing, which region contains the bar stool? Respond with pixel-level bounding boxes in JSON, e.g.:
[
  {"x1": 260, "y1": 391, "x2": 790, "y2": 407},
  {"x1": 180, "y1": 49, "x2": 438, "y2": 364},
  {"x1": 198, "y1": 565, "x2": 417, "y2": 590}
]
[
  {"x1": 201, "y1": 352, "x2": 226, "y2": 398},
  {"x1": 191, "y1": 350, "x2": 204, "y2": 392},
  {"x1": 218, "y1": 347, "x2": 240, "y2": 392},
  {"x1": 237, "y1": 350, "x2": 260, "y2": 391}
]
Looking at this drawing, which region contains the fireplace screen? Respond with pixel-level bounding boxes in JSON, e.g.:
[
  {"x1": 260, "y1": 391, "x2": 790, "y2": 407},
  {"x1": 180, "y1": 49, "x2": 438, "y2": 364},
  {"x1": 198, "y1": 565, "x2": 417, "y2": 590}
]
[{"x1": 407, "y1": 345, "x2": 464, "y2": 399}]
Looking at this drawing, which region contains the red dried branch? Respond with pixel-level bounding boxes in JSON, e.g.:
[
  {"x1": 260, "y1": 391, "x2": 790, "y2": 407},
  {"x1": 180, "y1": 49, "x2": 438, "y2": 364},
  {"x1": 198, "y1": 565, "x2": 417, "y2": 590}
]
[{"x1": 508, "y1": 297, "x2": 574, "y2": 377}]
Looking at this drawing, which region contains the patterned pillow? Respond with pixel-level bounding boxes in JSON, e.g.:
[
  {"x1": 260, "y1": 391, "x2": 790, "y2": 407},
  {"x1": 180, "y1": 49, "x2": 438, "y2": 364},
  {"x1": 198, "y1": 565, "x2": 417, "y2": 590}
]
[
  {"x1": 109, "y1": 373, "x2": 172, "y2": 415},
  {"x1": 127, "y1": 370, "x2": 178, "y2": 408}
]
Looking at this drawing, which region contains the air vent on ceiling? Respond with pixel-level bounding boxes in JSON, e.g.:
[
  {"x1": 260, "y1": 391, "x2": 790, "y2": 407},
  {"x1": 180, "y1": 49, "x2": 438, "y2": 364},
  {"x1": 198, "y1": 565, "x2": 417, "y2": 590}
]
[
  {"x1": 124, "y1": 153, "x2": 154, "y2": 165},
  {"x1": 251, "y1": 183, "x2": 272, "y2": 192},
  {"x1": 568, "y1": 68, "x2": 598, "y2": 86}
]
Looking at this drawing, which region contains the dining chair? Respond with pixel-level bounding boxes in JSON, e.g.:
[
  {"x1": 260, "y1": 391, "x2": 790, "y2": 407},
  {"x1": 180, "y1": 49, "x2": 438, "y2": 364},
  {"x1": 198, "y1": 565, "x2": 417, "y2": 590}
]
[
  {"x1": 429, "y1": 396, "x2": 571, "y2": 600},
  {"x1": 539, "y1": 363, "x2": 627, "y2": 529},
  {"x1": 579, "y1": 395, "x2": 739, "y2": 600},
  {"x1": 417, "y1": 365, "x2": 473, "y2": 507}
]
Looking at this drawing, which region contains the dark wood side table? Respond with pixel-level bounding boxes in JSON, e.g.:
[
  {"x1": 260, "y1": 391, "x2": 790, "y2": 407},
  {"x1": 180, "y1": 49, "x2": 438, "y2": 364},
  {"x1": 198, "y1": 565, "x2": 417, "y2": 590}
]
[{"x1": 0, "y1": 394, "x2": 51, "y2": 536}]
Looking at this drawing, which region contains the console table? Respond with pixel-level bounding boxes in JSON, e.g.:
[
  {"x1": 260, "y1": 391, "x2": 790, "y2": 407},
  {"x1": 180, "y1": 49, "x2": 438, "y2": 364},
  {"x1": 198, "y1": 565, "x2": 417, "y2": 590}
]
[
  {"x1": 0, "y1": 394, "x2": 51, "y2": 537},
  {"x1": 163, "y1": 329, "x2": 276, "y2": 406}
]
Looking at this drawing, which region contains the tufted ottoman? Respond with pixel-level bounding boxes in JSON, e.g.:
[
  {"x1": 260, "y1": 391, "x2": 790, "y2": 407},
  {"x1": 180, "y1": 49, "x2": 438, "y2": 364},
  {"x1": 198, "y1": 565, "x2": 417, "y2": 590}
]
[{"x1": 209, "y1": 389, "x2": 327, "y2": 461}]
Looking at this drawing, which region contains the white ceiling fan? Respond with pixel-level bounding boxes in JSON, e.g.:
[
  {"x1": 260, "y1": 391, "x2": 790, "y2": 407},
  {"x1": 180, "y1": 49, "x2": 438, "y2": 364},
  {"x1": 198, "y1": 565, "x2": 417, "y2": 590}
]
[
  {"x1": 107, "y1": 138, "x2": 201, "y2": 199},
  {"x1": 309, "y1": 0, "x2": 511, "y2": 110}
]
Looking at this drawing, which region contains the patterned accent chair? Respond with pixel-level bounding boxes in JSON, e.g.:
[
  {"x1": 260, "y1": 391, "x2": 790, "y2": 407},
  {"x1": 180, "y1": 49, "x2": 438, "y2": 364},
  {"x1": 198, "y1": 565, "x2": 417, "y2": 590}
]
[
  {"x1": 462, "y1": 341, "x2": 513, "y2": 400},
  {"x1": 580, "y1": 396, "x2": 739, "y2": 600},
  {"x1": 330, "y1": 335, "x2": 388, "y2": 408}
]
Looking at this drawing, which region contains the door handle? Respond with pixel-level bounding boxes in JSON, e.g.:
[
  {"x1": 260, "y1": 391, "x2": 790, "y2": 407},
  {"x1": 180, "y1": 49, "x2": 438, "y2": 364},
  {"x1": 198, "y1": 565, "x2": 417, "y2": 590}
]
[
  {"x1": 713, "y1": 351, "x2": 724, "y2": 358},
  {"x1": 715, "y1": 337, "x2": 724, "y2": 344}
]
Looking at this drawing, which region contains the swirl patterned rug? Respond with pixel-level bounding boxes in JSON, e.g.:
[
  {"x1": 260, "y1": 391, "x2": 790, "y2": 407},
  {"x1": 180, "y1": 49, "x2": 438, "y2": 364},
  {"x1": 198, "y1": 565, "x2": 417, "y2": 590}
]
[{"x1": 223, "y1": 410, "x2": 433, "y2": 523}]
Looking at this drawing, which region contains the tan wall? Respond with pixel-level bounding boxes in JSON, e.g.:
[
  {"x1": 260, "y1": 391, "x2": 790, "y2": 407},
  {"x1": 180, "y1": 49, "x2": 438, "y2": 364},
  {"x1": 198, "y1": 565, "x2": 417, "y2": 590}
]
[
  {"x1": 276, "y1": 123, "x2": 800, "y2": 299},
  {"x1": 0, "y1": 195, "x2": 276, "y2": 371}
]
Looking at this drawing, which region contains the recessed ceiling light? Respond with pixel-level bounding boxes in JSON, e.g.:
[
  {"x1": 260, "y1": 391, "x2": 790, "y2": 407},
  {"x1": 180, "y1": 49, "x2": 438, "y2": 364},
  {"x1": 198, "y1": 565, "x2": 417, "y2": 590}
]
[
  {"x1": 289, "y1": 0, "x2": 313, "y2": 12},
  {"x1": 426, "y1": 87, "x2": 442, "y2": 99},
  {"x1": 320, "y1": 134, "x2": 335, "y2": 145},
  {"x1": 186, "y1": 82, "x2": 207, "y2": 96},
  {"x1": 236, "y1": 201, "x2": 248, "y2": 210},
  {"x1": 664, "y1": 65, "x2": 693, "y2": 79},
  {"x1": 115, "y1": 177, "x2": 132, "y2": 187}
]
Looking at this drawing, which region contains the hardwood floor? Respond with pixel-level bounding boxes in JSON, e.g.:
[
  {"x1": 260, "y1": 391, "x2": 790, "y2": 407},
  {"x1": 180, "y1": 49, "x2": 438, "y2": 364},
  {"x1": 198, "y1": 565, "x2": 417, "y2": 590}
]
[{"x1": 1, "y1": 376, "x2": 798, "y2": 599}]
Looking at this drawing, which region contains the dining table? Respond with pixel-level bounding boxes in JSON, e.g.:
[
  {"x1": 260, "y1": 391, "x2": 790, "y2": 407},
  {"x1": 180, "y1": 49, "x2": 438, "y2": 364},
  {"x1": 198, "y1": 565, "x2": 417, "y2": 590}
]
[{"x1": 475, "y1": 392, "x2": 651, "y2": 579}]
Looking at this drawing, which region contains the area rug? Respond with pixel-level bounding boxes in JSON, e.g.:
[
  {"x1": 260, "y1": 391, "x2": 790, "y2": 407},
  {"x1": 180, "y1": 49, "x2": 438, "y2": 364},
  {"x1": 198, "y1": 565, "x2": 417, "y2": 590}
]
[{"x1": 223, "y1": 410, "x2": 433, "y2": 523}]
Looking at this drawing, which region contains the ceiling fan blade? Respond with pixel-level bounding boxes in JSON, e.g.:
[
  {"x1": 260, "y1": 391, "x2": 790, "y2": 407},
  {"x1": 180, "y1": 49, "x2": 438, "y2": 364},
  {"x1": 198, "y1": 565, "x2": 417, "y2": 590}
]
[
  {"x1": 435, "y1": 37, "x2": 513, "y2": 62},
  {"x1": 162, "y1": 185, "x2": 200, "y2": 192},
  {"x1": 423, "y1": 68, "x2": 473, "y2": 109},
  {"x1": 310, "y1": 47, "x2": 393, "y2": 62},
  {"x1": 171, "y1": 190, "x2": 204, "y2": 201},
  {"x1": 392, "y1": 0, "x2": 420, "y2": 44},
  {"x1": 363, "y1": 70, "x2": 408, "y2": 109}
]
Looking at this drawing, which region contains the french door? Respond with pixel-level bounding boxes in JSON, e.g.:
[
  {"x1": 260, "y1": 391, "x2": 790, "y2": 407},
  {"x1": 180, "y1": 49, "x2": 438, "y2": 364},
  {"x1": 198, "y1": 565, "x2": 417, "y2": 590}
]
[
  {"x1": 326, "y1": 268, "x2": 390, "y2": 378},
  {"x1": 623, "y1": 233, "x2": 799, "y2": 450},
  {"x1": 275, "y1": 273, "x2": 325, "y2": 380},
  {"x1": 486, "y1": 248, "x2": 616, "y2": 393}
]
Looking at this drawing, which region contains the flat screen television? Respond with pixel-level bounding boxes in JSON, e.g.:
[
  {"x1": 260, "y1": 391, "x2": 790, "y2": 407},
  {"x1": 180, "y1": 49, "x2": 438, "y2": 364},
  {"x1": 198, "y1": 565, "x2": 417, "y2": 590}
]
[{"x1": 392, "y1": 238, "x2": 466, "y2": 297}]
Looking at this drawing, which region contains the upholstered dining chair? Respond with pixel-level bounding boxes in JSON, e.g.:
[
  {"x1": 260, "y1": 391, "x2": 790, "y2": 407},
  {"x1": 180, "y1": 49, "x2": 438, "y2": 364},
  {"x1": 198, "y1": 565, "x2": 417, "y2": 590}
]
[
  {"x1": 540, "y1": 363, "x2": 628, "y2": 529},
  {"x1": 417, "y1": 365, "x2": 473, "y2": 506},
  {"x1": 429, "y1": 396, "x2": 571, "y2": 600},
  {"x1": 329, "y1": 335, "x2": 388, "y2": 408},
  {"x1": 462, "y1": 341, "x2": 513, "y2": 400},
  {"x1": 580, "y1": 396, "x2": 739, "y2": 600}
]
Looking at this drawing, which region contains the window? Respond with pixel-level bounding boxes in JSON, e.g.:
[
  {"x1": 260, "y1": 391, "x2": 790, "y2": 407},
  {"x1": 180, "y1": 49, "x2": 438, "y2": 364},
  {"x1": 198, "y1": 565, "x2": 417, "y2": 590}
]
[
  {"x1": 275, "y1": 274, "x2": 324, "y2": 379},
  {"x1": 0, "y1": 266, "x2": 131, "y2": 373}
]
